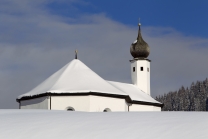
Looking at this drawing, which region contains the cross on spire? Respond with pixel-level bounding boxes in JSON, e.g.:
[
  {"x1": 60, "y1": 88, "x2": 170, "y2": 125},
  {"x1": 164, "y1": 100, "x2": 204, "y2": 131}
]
[
  {"x1": 75, "y1": 50, "x2": 78, "y2": 59},
  {"x1": 138, "y1": 18, "x2": 141, "y2": 26}
]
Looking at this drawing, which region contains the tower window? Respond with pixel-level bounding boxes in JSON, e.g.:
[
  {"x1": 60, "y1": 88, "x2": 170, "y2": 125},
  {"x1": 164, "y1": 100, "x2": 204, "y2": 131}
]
[
  {"x1": 140, "y1": 67, "x2": 143, "y2": 71},
  {"x1": 147, "y1": 68, "x2": 149, "y2": 72},
  {"x1": 133, "y1": 67, "x2": 135, "y2": 72}
]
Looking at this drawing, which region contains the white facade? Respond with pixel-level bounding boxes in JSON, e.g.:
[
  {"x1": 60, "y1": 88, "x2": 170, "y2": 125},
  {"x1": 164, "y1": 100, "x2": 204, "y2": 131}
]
[
  {"x1": 131, "y1": 59, "x2": 150, "y2": 95},
  {"x1": 20, "y1": 95, "x2": 161, "y2": 112},
  {"x1": 51, "y1": 95, "x2": 127, "y2": 112},
  {"x1": 20, "y1": 96, "x2": 49, "y2": 109},
  {"x1": 89, "y1": 96, "x2": 127, "y2": 112},
  {"x1": 51, "y1": 96, "x2": 90, "y2": 111},
  {"x1": 129, "y1": 104, "x2": 161, "y2": 111}
]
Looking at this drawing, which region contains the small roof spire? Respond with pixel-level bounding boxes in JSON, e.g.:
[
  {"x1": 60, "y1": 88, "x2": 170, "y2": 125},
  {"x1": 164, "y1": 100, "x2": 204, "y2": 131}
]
[{"x1": 75, "y1": 50, "x2": 78, "y2": 59}]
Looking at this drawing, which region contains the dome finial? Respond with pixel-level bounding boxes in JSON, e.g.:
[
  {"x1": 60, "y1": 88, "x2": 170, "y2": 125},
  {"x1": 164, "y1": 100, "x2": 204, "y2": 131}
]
[
  {"x1": 138, "y1": 18, "x2": 141, "y2": 26},
  {"x1": 138, "y1": 18, "x2": 141, "y2": 36},
  {"x1": 75, "y1": 50, "x2": 78, "y2": 59}
]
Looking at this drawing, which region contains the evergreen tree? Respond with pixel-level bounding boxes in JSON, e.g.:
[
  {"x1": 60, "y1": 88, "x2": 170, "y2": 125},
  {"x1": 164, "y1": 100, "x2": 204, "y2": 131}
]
[{"x1": 155, "y1": 78, "x2": 208, "y2": 111}]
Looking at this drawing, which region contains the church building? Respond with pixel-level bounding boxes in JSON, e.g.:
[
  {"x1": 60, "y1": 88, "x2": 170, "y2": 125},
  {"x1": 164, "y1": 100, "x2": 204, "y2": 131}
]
[{"x1": 16, "y1": 23, "x2": 163, "y2": 112}]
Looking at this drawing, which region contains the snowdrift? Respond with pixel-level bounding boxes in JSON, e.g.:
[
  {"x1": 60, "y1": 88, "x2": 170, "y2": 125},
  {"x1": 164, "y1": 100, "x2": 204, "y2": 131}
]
[{"x1": 0, "y1": 110, "x2": 207, "y2": 139}]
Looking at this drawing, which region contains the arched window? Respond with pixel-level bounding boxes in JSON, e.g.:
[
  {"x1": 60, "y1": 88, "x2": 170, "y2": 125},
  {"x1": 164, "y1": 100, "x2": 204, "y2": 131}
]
[
  {"x1": 103, "y1": 108, "x2": 111, "y2": 112},
  {"x1": 66, "y1": 107, "x2": 75, "y2": 111}
]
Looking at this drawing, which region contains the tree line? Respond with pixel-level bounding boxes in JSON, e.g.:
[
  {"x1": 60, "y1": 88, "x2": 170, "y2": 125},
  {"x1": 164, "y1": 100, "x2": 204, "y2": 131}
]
[{"x1": 155, "y1": 78, "x2": 208, "y2": 111}]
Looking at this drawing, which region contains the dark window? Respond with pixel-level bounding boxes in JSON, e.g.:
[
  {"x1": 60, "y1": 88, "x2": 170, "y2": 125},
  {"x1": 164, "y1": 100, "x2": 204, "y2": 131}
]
[
  {"x1": 103, "y1": 108, "x2": 111, "y2": 112},
  {"x1": 66, "y1": 107, "x2": 75, "y2": 111},
  {"x1": 67, "y1": 108, "x2": 74, "y2": 111},
  {"x1": 147, "y1": 68, "x2": 149, "y2": 72},
  {"x1": 133, "y1": 67, "x2": 135, "y2": 72},
  {"x1": 141, "y1": 67, "x2": 143, "y2": 71}
]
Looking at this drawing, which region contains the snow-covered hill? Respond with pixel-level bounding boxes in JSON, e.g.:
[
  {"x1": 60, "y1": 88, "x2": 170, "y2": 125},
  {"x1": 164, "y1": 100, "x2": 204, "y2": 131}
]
[{"x1": 0, "y1": 110, "x2": 207, "y2": 139}]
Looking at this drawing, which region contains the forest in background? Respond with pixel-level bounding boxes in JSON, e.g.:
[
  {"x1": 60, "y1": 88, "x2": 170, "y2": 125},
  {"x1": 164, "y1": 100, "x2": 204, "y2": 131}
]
[{"x1": 155, "y1": 78, "x2": 208, "y2": 111}]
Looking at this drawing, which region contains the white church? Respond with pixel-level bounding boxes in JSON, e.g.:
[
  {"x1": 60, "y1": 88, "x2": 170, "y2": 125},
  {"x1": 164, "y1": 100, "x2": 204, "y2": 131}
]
[{"x1": 16, "y1": 23, "x2": 163, "y2": 112}]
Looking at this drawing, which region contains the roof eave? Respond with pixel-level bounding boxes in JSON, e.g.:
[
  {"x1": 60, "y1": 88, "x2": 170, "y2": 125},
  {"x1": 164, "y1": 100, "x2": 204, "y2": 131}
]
[{"x1": 17, "y1": 92, "x2": 163, "y2": 107}]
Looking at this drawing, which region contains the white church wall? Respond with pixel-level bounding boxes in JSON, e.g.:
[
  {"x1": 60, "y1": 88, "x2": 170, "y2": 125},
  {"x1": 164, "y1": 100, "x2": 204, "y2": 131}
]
[
  {"x1": 89, "y1": 96, "x2": 127, "y2": 112},
  {"x1": 131, "y1": 60, "x2": 150, "y2": 95},
  {"x1": 153, "y1": 106, "x2": 161, "y2": 111},
  {"x1": 51, "y1": 96, "x2": 90, "y2": 111},
  {"x1": 20, "y1": 95, "x2": 161, "y2": 112},
  {"x1": 129, "y1": 104, "x2": 161, "y2": 111},
  {"x1": 20, "y1": 96, "x2": 48, "y2": 109}
]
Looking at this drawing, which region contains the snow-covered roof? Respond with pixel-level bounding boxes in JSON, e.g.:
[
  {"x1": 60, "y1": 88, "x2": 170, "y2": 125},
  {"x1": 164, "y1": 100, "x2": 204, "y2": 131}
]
[
  {"x1": 1, "y1": 110, "x2": 208, "y2": 139},
  {"x1": 108, "y1": 81, "x2": 161, "y2": 104},
  {"x1": 17, "y1": 59, "x2": 161, "y2": 105},
  {"x1": 18, "y1": 59, "x2": 127, "y2": 99}
]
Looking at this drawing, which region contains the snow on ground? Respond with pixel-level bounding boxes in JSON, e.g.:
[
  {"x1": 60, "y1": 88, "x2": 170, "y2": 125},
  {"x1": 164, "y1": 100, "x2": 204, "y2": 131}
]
[{"x1": 0, "y1": 110, "x2": 208, "y2": 139}]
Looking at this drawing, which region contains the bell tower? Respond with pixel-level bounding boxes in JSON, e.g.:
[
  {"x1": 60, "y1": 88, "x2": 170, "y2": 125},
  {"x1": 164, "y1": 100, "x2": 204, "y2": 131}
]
[{"x1": 130, "y1": 22, "x2": 151, "y2": 95}]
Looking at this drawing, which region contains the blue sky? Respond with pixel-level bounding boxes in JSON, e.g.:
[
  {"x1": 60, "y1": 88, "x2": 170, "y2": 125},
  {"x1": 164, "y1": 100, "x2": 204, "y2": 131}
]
[
  {"x1": 48, "y1": 0, "x2": 208, "y2": 37},
  {"x1": 1, "y1": 0, "x2": 208, "y2": 108}
]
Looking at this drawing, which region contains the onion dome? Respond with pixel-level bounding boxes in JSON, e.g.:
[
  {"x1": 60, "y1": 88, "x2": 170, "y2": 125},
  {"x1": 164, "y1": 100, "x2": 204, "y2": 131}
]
[{"x1": 130, "y1": 23, "x2": 150, "y2": 59}]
